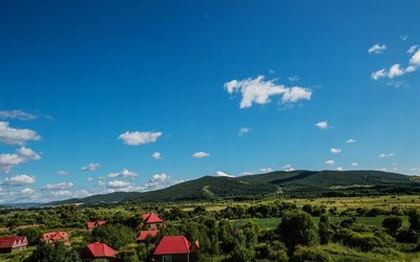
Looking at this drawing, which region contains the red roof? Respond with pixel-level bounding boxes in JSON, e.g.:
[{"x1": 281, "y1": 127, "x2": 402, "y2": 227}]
[
  {"x1": 42, "y1": 231, "x2": 69, "y2": 241},
  {"x1": 153, "y1": 236, "x2": 191, "y2": 256},
  {"x1": 142, "y1": 213, "x2": 163, "y2": 224},
  {"x1": 84, "y1": 242, "x2": 118, "y2": 258},
  {"x1": 137, "y1": 230, "x2": 159, "y2": 241},
  {"x1": 0, "y1": 236, "x2": 27, "y2": 249},
  {"x1": 87, "y1": 220, "x2": 107, "y2": 230}
]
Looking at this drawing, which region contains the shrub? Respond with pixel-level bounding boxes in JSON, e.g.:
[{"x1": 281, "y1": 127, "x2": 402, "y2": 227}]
[
  {"x1": 290, "y1": 245, "x2": 332, "y2": 262},
  {"x1": 382, "y1": 216, "x2": 402, "y2": 237},
  {"x1": 277, "y1": 210, "x2": 317, "y2": 254},
  {"x1": 319, "y1": 214, "x2": 333, "y2": 244}
]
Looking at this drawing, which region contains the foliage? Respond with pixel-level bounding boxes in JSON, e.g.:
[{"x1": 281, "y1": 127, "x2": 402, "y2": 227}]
[
  {"x1": 382, "y1": 216, "x2": 402, "y2": 237},
  {"x1": 91, "y1": 224, "x2": 135, "y2": 249}
]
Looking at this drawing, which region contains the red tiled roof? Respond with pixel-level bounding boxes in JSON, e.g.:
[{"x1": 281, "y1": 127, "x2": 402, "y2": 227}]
[
  {"x1": 87, "y1": 220, "x2": 107, "y2": 230},
  {"x1": 142, "y1": 213, "x2": 163, "y2": 224},
  {"x1": 137, "y1": 230, "x2": 159, "y2": 241},
  {"x1": 42, "y1": 231, "x2": 69, "y2": 241},
  {"x1": 0, "y1": 236, "x2": 27, "y2": 249},
  {"x1": 153, "y1": 236, "x2": 191, "y2": 256},
  {"x1": 84, "y1": 242, "x2": 118, "y2": 258}
]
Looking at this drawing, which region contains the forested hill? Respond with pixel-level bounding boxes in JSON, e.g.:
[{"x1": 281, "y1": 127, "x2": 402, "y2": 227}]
[{"x1": 48, "y1": 170, "x2": 420, "y2": 205}]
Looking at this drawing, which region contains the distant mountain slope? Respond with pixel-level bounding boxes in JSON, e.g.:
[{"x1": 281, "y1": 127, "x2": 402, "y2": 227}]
[{"x1": 48, "y1": 170, "x2": 420, "y2": 205}]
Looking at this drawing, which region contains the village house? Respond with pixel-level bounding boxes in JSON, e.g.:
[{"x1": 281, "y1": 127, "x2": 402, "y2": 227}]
[
  {"x1": 0, "y1": 236, "x2": 28, "y2": 253},
  {"x1": 42, "y1": 231, "x2": 70, "y2": 246},
  {"x1": 152, "y1": 235, "x2": 198, "y2": 262},
  {"x1": 86, "y1": 220, "x2": 107, "y2": 231},
  {"x1": 82, "y1": 242, "x2": 118, "y2": 261},
  {"x1": 142, "y1": 213, "x2": 166, "y2": 230}
]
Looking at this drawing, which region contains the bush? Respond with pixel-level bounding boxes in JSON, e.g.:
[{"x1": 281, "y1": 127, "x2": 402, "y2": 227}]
[
  {"x1": 290, "y1": 245, "x2": 332, "y2": 262},
  {"x1": 319, "y1": 215, "x2": 333, "y2": 244},
  {"x1": 91, "y1": 224, "x2": 135, "y2": 249},
  {"x1": 277, "y1": 210, "x2": 317, "y2": 254},
  {"x1": 17, "y1": 226, "x2": 42, "y2": 245},
  {"x1": 382, "y1": 216, "x2": 402, "y2": 237}
]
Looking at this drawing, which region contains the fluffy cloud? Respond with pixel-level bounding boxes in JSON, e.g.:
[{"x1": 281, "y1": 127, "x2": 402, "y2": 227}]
[
  {"x1": 43, "y1": 182, "x2": 73, "y2": 191},
  {"x1": 259, "y1": 167, "x2": 273, "y2": 173},
  {"x1": 379, "y1": 153, "x2": 395, "y2": 158},
  {"x1": 118, "y1": 131, "x2": 162, "y2": 146},
  {"x1": 108, "y1": 180, "x2": 132, "y2": 189},
  {"x1": 224, "y1": 75, "x2": 312, "y2": 109},
  {"x1": 330, "y1": 148, "x2": 342, "y2": 154},
  {"x1": 0, "y1": 121, "x2": 41, "y2": 145},
  {"x1": 215, "y1": 171, "x2": 234, "y2": 177},
  {"x1": 152, "y1": 152, "x2": 161, "y2": 160},
  {"x1": 351, "y1": 162, "x2": 359, "y2": 167},
  {"x1": 107, "y1": 169, "x2": 138, "y2": 178},
  {"x1": 141, "y1": 173, "x2": 182, "y2": 191},
  {"x1": 407, "y1": 45, "x2": 418, "y2": 54},
  {"x1": 193, "y1": 152, "x2": 209, "y2": 158},
  {"x1": 238, "y1": 127, "x2": 251, "y2": 136},
  {"x1": 368, "y1": 44, "x2": 386, "y2": 54},
  {"x1": 371, "y1": 49, "x2": 420, "y2": 81},
  {"x1": 0, "y1": 110, "x2": 37, "y2": 121},
  {"x1": 282, "y1": 164, "x2": 295, "y2": 172},
  {"x1": 315, "y1": 121, "x2": 329, "y2": 129},
  {"x1": 81, "y1": 163, "x2": 100, "y2": 172},
  {"x1": 3, "y1": 174, "x2": 35, "y2": 186},
  {"x1": 0, "y1": 147, "x2": 41, "y2": 173},
  {"x1": 346, "y1": 138, "x2": 357, "y2": 144},
  {"x1": 325, "y1": 160, "x2": 335, "y2": 165},
  {"x1": 336, "y1": 166, "x2": 344, "y2": 171}
]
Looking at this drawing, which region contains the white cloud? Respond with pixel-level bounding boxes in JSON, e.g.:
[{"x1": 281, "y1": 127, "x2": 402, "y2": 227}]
[
  {"x1": 21, "y1": 187, "x2": 36, "y2": 195},
  {"x1": 81, "y1": 163, "x2": 100, "y2": 172},
  {"x1": 215, "y1": 171, "x2": 234, "y2": 177},
  {"x1": 379, "y1": 153, "x2": 395, "y2": 158},
  {"x1": 152, "y1": 152, "x2": 161, "y2": 160},
  {"x1": 368, "y1": 44, "x2": 386, "y2": 54},
  {"x1": 86, "y1": 177, "x2": 93, "y2": 181},
  {"x1": 224, "y1": 75, "x2": 312, "y2": 109},
  {"x1": 325, "y1": 160, "x2": 335, "y2": 165},
  {"x1": 107, "y1": 169, "x2": 138, "y2": 178},
  {"x1": 57, "y1": 170, "x2": 69, "y2": 176},
  {"x1": 350, "y1": 162, "x2": 359, "y2": 167},
  {"x1": 108, "y1": 180, "x2": 132, "y2": 189},
  {"x1": 44, "y1": 182, "x2": 73, "y2": 191},
  {"x1": 315, "y1": 121, "x2": 329, "y2": 129},
  {"x1": 336, "y1": 166, "x2": 344, "y2": 171},
  {"x1": 141, "y1": 173, "x2": 182, "y2": 191},
  {"x1": 259, "y1": 167, "x2": 273, "y2": 173},
  {"x1": 0, "y1": 110, "x2": 37, "y2": 121},
  {"x1": 238, "y1": 127, "x2": 251, "y2": 136},
  {"x1": 346, "y1": 138, "x2": 357, "y2": 144},
  {"x1": 407, "y1": 45, "x2": 418, "y2": 54},
  {"x1": 388, "y1": 64, "x2": 405, "y2": 78},
  {"x1": 0, "y1": 121, "x2": 41, "y2": 145},
  {"x1": 3, "y1": 174, "x2": 35, "y2": 186},
  {"x1": 288, "y1": 75, "x2": 300, "y2": 82},
  {"x1": 282, "y1": 164, "x2": 295, "y2": 172},
  {"x1": 192, "y1": 152, "x2": 209, "y2": 158},
  {"x1": 330, "y1": 148, "x2": 342, "y2": 154},
  {"x1": 118, "y1": 131, "x2": 162, "y2": 146},
  {"x1": 0, "y1": 147, "x2": 41, "y2": 173},
  {"x1": 371, "y1": 68, "x2": 387, "y2": 80},
  {"x1": 410, "y1": 49, "x2": 420, "y2": 66}
]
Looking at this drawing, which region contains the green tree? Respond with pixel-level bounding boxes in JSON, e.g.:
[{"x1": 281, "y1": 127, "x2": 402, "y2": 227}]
[
  {"x1": 318, "y1": 214, "x2": 333, "y2": 244},
  {"x1": 92, "y1": 224, "x2": 135, "y2": 249},
  {"x1": 276, "y1": 210, "x2": 317, "y2": 254},
  {"x1": 18, "y1": 227, "x2": 42, "y2": 245},
  {"x1": 382, "y1": 216, "x2": 402, "y2": 237}
]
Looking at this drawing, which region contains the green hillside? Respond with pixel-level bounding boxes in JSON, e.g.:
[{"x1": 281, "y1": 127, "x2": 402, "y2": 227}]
[{"x1": 49, "y1": 170, "x2": 420, "y2": 205}]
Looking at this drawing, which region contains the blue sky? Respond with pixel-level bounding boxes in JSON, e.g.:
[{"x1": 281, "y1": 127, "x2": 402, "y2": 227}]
[{"x1": 0, "y1": 1, "x2": 420, "y2": 203}]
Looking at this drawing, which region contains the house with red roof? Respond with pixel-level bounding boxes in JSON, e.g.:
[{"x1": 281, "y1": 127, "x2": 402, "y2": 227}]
[
  {"x1": 142, "y1": 213, "x2": 165, "y2": 230},
  {"x1": 137, "y1": 230, "x2": 159, "y2": 242},
  {"x1": 0, "y1": 236, "x2": 28, "y2": 253},
  {"x1": 82, "y1": 242, "x2": 118, "y2": 261},
  {"x1": 86, "y1": 220, "x2": 107, "y2": 231},
  {"x1": 42, "y1": 231, "x2": 70, "y2": 246},
  {"x1": 153, "y1": 235, "x2": 198, "y2": 262}
]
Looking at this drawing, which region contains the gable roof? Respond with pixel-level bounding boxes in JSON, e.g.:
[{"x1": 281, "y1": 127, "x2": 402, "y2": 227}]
[
  {"x1": 0, "y1": 236, "x2": 27, "y2": 249},
  {"x1": 84, "y1": 242, "x2": 118, "y2": 258},
  {"x1": 142, "y1": 213, "x2": 163, "y2": 224},
  {"x1": 42, "y1": 231, "x2": 69, "y2": 241},
  {"x1": 86, "y1": 220, "x2": 107, "y2": 230},
  {"x1": 153, "y1": 235, "x2": 191, "y2": 256},
  {"x1": 137, "y1": 230, "x2": 159, "y2": 241}
]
